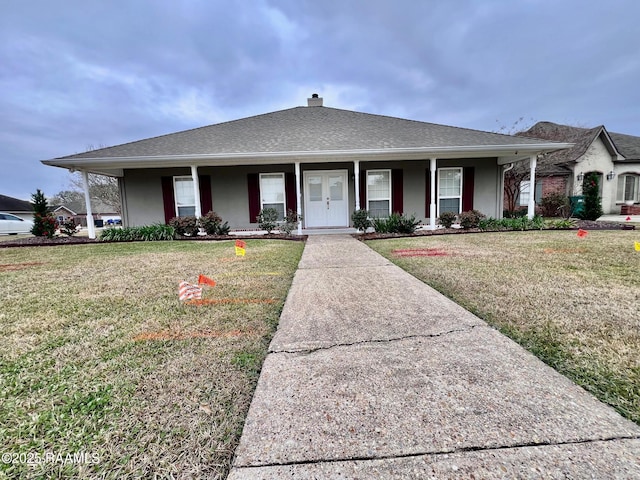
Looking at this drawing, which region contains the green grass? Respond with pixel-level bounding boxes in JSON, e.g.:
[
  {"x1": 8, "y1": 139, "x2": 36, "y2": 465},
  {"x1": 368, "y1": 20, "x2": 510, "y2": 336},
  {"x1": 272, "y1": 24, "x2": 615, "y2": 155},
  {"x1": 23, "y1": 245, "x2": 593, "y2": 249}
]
[
  {"x1": 0, "y1": 239, "x2": 304, "y2": 479},
  {"x1": 367, "y1": 230, "x2": 640, "y2": 424}
]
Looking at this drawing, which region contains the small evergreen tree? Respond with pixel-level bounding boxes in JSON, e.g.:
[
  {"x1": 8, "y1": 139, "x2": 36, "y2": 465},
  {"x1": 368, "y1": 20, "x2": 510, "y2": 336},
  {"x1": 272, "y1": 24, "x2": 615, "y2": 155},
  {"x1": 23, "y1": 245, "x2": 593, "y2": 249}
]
[
  {"x1": 579, "y1": 173, "x2": 603, "y2": 221},
  {"x1": 31, "y1": 189, "x2": 57, "y2": 238}
]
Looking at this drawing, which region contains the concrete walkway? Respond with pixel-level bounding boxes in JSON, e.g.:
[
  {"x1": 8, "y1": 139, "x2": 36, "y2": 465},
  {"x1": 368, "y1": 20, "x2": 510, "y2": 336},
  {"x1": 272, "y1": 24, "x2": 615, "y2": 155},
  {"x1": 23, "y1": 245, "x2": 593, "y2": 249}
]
[{"x1": 228, "y1": 235, "x2": 640, "y2": 479}]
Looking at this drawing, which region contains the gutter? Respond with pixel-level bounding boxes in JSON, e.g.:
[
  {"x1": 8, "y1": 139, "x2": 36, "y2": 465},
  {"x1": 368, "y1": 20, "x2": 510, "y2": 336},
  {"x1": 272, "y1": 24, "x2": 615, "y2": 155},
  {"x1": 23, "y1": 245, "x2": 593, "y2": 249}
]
[{"x1": 42, "y1": 143, "x2": 574, "y2": 170}]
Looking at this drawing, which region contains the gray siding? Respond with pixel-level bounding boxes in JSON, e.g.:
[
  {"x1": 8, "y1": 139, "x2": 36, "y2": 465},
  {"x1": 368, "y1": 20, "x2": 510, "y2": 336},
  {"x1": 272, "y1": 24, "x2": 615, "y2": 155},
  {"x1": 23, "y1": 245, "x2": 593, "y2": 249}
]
[{"x1": 122, "y1": 159, "x2": 501, "y2": 229}]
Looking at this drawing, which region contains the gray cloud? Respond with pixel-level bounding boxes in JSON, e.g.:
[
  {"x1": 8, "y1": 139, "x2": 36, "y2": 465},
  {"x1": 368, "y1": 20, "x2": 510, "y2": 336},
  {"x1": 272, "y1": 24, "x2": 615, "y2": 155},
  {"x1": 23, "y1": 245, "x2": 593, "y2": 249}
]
[{"x1": 1, "y1": 0, "x2": 638, "y2": 199}]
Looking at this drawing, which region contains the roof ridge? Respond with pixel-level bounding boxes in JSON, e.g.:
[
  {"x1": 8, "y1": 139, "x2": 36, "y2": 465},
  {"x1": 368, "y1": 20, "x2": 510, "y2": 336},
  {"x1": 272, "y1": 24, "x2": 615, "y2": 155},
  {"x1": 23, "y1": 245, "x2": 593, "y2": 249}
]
[{"x1": 318, "y1": 106, "x2": 538, "y2": 140}]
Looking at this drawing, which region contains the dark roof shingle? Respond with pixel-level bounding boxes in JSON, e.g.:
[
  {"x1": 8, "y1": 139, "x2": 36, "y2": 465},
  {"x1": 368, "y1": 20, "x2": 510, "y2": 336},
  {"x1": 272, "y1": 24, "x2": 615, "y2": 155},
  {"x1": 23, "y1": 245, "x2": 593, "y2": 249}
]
[
  {"x1": 0, "y1": 194, "x2": 32, "y2": 212},
  {"x1": 57, "y1": 106, "x2": 558, "y2": 160}
]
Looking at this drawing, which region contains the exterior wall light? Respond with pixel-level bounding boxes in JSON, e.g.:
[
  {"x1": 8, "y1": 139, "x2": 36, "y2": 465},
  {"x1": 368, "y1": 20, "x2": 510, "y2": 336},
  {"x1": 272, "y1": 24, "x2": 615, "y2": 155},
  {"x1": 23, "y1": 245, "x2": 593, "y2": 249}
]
[
  {"x1": 577, "y1": 172, "x2": 584, "y2": 181},
  {"x1": 606, "y1": 171, "x2": 616, "y2": 181}
]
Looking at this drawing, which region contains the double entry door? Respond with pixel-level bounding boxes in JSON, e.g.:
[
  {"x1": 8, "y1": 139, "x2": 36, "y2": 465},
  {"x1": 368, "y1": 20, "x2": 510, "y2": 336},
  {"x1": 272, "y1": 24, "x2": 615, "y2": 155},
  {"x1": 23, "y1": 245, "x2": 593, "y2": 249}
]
[{"x1": 303, "y1": 170, "x2": 349, "y2": 228}]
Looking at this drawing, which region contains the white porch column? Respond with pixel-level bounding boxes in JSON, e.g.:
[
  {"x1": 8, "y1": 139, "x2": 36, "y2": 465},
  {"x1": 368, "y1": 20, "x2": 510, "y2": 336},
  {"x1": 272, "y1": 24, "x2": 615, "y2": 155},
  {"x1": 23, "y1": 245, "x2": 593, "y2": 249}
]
[
  {"x1": 190, "y1": 165, "x2": 202, "y2": 218},
  {"x1": 527, "y1": 155, "x2": 537, "y2": 219},
  {"x1": 429, "y1": 158, "x2": 437, "y2": 230},
  {"x1": 354, "y1": 160, "x2": 360, "y2": 211},
  {"x1": 295, "y1": 161, "x2": 302, "y2": 235},
  {"x1": 81, "y1": 170, "x2": 96, "y2": 239}
]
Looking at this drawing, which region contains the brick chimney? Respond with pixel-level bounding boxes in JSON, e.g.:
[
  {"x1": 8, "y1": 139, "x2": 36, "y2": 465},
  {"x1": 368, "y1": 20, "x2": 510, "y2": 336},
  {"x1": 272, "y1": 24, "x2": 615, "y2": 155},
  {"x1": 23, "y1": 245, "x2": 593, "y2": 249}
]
[{"x1": 307, "y1": 93, "x2": 323, "y2": 107}]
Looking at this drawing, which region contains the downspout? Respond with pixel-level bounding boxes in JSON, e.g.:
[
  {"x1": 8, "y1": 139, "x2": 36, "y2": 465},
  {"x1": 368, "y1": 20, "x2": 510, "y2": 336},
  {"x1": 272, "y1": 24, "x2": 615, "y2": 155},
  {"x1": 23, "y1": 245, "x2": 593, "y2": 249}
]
[{"x1": 501, "y1": 163, "x2": 514, "y2": 219}]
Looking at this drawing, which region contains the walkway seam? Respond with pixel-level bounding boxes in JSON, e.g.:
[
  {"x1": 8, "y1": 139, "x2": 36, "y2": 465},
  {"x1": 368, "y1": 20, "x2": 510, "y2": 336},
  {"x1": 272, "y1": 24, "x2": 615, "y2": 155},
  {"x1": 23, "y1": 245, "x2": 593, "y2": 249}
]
[
  {"x1": 270, "y1": 324, "x2": 482, "y2": 355},
  {"x1": 233, "y1": 435, "x2": 640, "y2": 471}
]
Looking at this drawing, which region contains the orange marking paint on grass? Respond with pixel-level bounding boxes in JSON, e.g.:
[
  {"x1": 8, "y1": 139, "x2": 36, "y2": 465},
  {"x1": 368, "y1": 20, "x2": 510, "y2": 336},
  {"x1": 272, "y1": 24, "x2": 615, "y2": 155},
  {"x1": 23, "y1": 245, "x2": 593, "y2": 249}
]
[
  {"x1": 184, "y1": 298, "x2": 276, "y2": 306},
  {"x1": 0, "y1": 262, "x2": 46, "y2": 271},
  {"x1": 392, "y1": 248, "x2": 451, "y2": 257},
  {"x1": 133, "y1": 328, "x2": 257, "y2": 342}
]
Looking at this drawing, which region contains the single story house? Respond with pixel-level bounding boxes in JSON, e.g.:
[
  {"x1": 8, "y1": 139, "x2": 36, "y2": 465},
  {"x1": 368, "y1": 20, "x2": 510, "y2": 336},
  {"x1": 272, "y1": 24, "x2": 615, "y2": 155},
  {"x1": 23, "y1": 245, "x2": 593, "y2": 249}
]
[
  {"x1": 513, "y1": 122, "x2": 640, "y2": 215},
  {"x1": 0, "y1": 194, "x2": 32, "y2": 221},
  {"x1": 50, "y1": 205, "x2": 77, "y2": 224},
  {"x1": 42, "y1": 95, "x2": 571, "y2": 237}
]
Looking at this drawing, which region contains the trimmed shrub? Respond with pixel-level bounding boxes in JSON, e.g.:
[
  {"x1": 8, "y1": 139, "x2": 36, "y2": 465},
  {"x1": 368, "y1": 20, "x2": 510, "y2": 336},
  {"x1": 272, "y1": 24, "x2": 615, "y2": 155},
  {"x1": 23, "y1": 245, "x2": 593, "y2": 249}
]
[
  {"x1": 372, "y1": 213, "x2": 421, "y2": 234},
  {"x1": 100, "y1": 224, "x2": 175, "y2": 242},
  {"x1": 280, "y1": 209, "x2": 302, "y2": 236},
  {"x1": 351, "y1": 209, "x2": 371, "y2": 232},
  {"x1": 199, "y1": 211, "x2": 230, "y2": 236},
  {"x1": 169, "y1": 216, "x2": 199, "y2": 236},
  {"x1": 459, "y1": 210, "x2": 485, "y2": 230},
  {"x1": 547, "y1": 218, "x2": 577, "y2": 229},
  {"x1": 438, "y1": 211, "x2": 456, "y2": 228},
  {"x1": 256, "y1": 208, "x2": 278, "y2": 233}
]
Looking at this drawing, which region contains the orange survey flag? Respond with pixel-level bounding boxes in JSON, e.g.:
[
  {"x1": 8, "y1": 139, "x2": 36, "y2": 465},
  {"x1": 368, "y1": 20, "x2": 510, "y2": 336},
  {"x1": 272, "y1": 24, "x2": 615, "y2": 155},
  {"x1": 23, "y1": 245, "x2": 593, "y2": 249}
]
[
  {"x1": 198, "y1": 275, "x2": 216, "y2": 287},
  {"x1": 577, "y1": 229, "x2": 588, "y2": 238}
]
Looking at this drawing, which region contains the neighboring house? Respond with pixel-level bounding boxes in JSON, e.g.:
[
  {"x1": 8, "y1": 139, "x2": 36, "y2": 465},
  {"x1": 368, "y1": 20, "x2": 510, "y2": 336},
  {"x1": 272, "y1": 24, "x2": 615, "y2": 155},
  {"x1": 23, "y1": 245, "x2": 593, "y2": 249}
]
[
  {"x1": 70, "y1": 199, "x2": 121, "y2": 227},
  {"x1": 50, "y1": 205, "x2": 77, "y2": 224},
  {"x1": 513, "y1": 122, "x2": 640, "y2": 215},
  {"x1": 0, "y1": 194, "x2": 32, "y2": 221},
  {"x1": 42, "y1": 96, "x2": 570, "y2": 235}
]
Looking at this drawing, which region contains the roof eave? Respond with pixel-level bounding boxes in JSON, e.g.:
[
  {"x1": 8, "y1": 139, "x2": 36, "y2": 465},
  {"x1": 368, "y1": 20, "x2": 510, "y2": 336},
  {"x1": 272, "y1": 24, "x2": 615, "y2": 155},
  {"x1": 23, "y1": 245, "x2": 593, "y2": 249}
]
[{"x1": 42, "y1": 143, "x2": 573, "y2": 172}]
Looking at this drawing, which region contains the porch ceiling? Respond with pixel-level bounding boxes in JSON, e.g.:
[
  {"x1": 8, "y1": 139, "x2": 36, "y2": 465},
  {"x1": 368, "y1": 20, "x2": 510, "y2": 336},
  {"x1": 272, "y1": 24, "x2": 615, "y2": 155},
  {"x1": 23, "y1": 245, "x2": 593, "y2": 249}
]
[{"x1": 43, "y1": 142, "x2": 571, "y2": 177}]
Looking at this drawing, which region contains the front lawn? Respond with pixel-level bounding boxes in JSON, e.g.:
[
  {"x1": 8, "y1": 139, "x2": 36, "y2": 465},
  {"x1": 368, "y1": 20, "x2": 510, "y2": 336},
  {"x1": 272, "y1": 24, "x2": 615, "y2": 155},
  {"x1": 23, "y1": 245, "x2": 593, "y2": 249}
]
[
  {"x1": 367, "y1": 230, "x2": 640, "y2": 424},
  {"x1": 0, "y1": 240, "x2": 303, "y2": 479}
]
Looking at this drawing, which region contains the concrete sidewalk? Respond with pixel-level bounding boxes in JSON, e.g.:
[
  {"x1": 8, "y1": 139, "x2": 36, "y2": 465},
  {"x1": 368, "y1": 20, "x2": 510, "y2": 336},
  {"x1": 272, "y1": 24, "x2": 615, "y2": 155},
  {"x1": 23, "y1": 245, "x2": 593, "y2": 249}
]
[{"x1": 228, "y1": 235, "x2": 640, "y2": 479}]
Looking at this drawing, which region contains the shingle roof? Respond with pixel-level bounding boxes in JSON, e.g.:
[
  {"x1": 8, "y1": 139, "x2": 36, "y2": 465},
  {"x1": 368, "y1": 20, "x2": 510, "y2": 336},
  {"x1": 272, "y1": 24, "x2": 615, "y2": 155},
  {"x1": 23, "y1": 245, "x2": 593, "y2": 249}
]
[
  {"x1": 517, "y1": 122, "x2": 603, "y2": 164},
  {"x1": 0, "y1": 194, "x2": 32, "y2": 212},
  {"x1": 516, "y1": 121, "x2": 640, "y2": 175},
  {"x1": 609, "y1": 132, "x2": 640, "y2": 160},
  {"x1": 56, "y1": 106, "x2": 557, "y2": 161}
]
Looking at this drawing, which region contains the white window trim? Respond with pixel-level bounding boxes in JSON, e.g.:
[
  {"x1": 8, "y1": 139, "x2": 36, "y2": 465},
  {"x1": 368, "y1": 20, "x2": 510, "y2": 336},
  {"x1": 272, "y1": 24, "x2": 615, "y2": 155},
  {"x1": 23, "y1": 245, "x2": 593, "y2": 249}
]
[
  {"x1": 617, "y1": 174, "x2": 639, "y2": 203},
  {"x1": 366, "y1": 169, "x2": 392, "y2": 217},
  {"x1": 437, "y1": 167, "x2": 463, "y2": 216},
  {"x1": 173, "y1": 176, "x2": 195, "y2": 217},
  {"x1": 259, "y1": 172, "x2": 286, "y2": 219}
]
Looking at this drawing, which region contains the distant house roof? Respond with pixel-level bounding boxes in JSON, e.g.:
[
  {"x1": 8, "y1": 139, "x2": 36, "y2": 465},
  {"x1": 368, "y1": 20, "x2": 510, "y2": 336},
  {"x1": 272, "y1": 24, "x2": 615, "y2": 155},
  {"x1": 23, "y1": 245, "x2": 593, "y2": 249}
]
[
  {"x1": 609, "y1": 132, "x2": 640, "y2": 161},
  {"x1": 515, "y1": 121, "x2": 633, "y2": 175},
  {"x1": 50, "y1": 205, "x2": 78, "y2": 216},
  {"x1": 43, "y1": 104, "x2": 571, "y2": 175},
  {"x1": 0, "y1": 194, "x2": 32, "y2": 212}
]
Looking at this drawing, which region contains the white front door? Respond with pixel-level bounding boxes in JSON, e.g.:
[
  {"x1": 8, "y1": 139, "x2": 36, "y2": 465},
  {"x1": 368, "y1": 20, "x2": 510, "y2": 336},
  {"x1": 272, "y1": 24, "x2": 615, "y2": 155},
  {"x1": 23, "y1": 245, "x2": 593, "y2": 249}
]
[{"x1": 304, "y1": 170, "x2": 349, "y2": 228}]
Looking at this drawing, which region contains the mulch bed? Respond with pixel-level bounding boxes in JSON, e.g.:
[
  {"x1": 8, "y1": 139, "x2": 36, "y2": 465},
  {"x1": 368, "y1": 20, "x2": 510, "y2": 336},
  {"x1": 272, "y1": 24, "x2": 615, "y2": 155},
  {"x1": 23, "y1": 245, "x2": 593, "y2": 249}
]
[
  {"x1": 0, "y1": 233, "x2": 306, "y2": 248},
  {"x1": 356, "y1": 220, "x2": 634, "y2": 241},
  {"x1": 0, "y1": 221, "x2": 632, "y2": 247}
]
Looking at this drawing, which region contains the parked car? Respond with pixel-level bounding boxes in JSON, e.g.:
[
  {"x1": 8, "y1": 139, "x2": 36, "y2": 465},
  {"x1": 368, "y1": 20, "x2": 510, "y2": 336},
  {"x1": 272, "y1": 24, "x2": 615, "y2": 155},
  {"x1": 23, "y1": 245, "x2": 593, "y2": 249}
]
[{"x1": 0, "y1": 212, "x2": 33, "y2": 235}]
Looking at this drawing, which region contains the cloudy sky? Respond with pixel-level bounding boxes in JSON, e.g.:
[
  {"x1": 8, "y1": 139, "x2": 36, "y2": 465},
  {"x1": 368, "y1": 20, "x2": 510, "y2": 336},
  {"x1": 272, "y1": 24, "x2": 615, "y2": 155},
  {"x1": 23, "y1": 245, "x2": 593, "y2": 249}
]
[{"x1": 1, "y1": 0, "x2": 638, "y2": 201}]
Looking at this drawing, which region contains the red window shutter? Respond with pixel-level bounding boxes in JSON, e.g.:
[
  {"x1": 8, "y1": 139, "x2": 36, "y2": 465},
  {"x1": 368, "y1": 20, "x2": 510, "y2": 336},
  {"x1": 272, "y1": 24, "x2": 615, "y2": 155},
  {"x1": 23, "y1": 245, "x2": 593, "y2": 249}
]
[
  {"x1": 391, "y1": 169, "x2": 403, "y2": 214},
  {"x1": 359, "y1": 172, "x2": 366, "y2": 211},
  {"x1": 161, "y1": 176, "x2": 175, "y2": 224},
  {"x1": 247, "y1": 173, "x2": 260, "y2": 223},
  {"x1": 285, "y1": 172, "x2": 296, "y2": 212},
  {"x1": 199, "y1": 175, "x2": 212, "y2": 215},
  {"x1": 462, "y1": 167, "x2": 475, "y2": 211}
]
